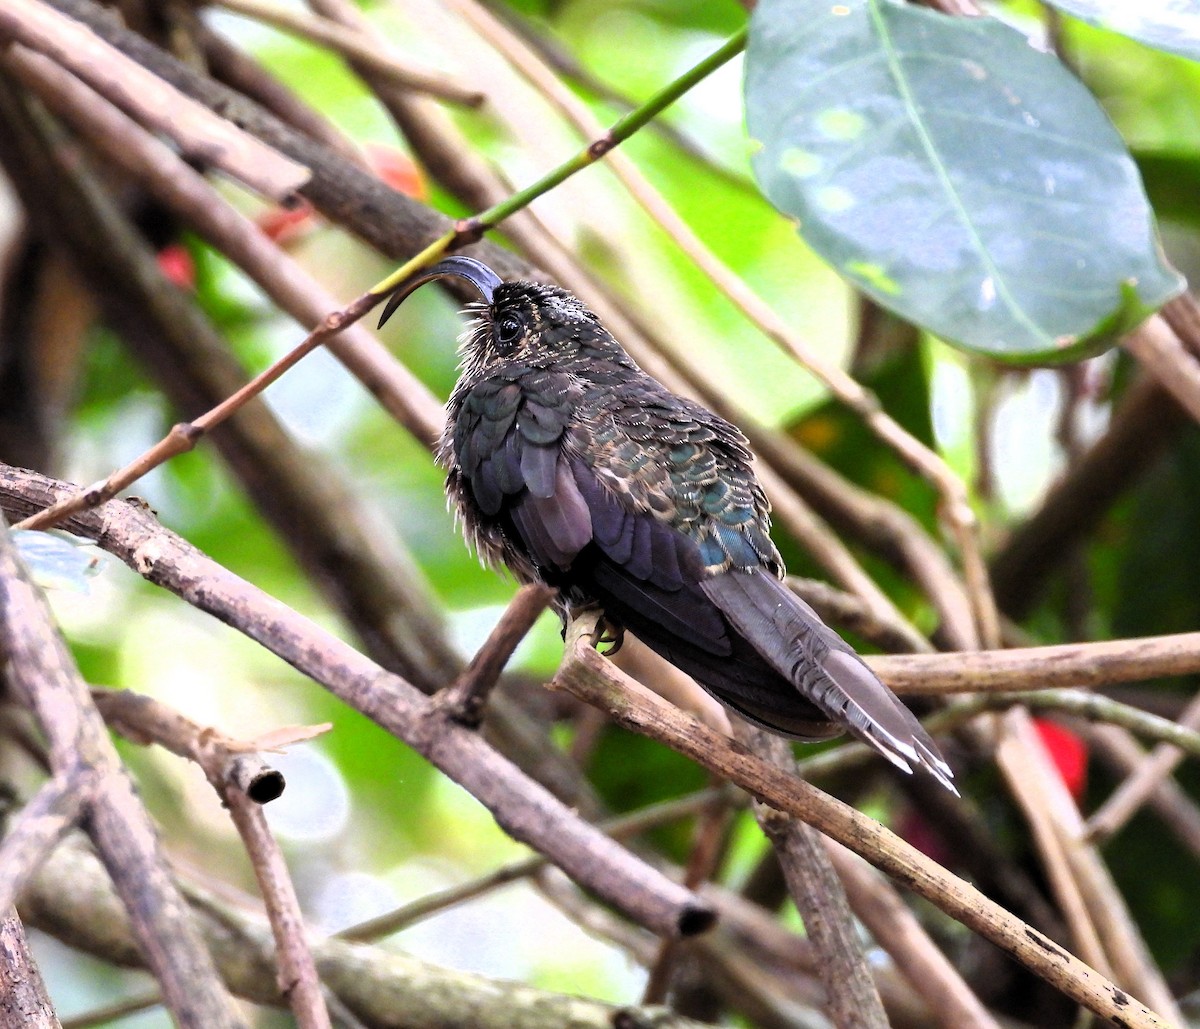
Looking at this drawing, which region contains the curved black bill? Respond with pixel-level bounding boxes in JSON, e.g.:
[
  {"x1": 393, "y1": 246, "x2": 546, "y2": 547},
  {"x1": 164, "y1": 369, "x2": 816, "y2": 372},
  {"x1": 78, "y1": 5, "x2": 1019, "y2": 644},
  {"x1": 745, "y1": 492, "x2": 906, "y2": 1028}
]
[{"x1": 377, "y1": 256, "x2": 504, "y2": 329}]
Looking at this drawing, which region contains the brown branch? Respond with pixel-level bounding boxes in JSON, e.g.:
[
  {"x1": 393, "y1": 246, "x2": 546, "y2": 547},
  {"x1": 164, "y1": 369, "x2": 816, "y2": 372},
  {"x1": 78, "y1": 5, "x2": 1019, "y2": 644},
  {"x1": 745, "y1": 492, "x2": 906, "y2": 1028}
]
[
  {"x1": 1085, "y1": 688, "x2": 1200, "y2": 843},
  {"x1": 92, "y1": 687, "x2": 291, "y2": 804},
  {"x1": 823, "y1": 841, "x2": 1002, "y2": 1029},
  {"x1": 550, "y1": 619, "x2": 1173, "y2": 1029},
  {"x1": 991, "y1": 714, "x2": 1110, "y2": 976},
  {"x1": 0, "y1": 771, "x2": 93, "y2": 916},
  {"x1": 0, "y1": 0, "x2": 308, "y2": 201},
  {"x1": 745, "y1": 733, "x2": 888, "y2": 1029},
  {"x1": 1003, "y1": 709, "x2": 1182, "y2": 1023},
  {"x1": 198, "y1": 27, "x2": 364, "y2": 166},
  {"x1": 436, "y1": 583, "x2": 553, "y2": 726},
  {"x1": 222, "y1": 785, "x2": 331, "y2": 1029},
  {"x1": 21, "y1": 842, "x2": 712, "y2": 1029},
  {"x1": 990, "y1": 375, "x2": 1184, "y2": 619},
  {"x1": 0, "y1": 912, "x2": 60, "y2": 1029},
  {"x1": 0, "y1": 514, "x2": 245, "y2": 1028},
  {"x1": 0, "y1": 466, "x2": 713, "y2": 941},
  {"x1": 205, "y1": 0, "x2": 484, "y2": 106},
  {"x1": 1083, "y1": 723, "x2": 1200, "y2": 859},
  {"x1": 1125, "y1": 315, "x2": 1200, "y2": 424},
  {"x1": 868, "y1": 630, "x2": 1200, "y2": 694}
]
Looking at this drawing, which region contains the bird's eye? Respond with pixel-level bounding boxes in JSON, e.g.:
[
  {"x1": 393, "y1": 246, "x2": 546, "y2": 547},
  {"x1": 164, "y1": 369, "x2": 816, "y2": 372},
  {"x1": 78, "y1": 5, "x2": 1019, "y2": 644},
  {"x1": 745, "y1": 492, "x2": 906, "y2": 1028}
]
[{"x1": 495, "y1": 313, "x2": 524, "y2": 348}]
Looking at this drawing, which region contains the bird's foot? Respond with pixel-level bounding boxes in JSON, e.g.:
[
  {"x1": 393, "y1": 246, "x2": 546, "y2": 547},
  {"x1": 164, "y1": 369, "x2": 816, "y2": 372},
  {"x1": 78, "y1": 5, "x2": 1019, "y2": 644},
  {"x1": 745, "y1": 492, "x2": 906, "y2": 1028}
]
[
  {"x1": 594, "y1": 617, "x2": 625, "y2": 655},
  {"x1": 563, "y1": 605, "x2": 624, "y2": 655}
]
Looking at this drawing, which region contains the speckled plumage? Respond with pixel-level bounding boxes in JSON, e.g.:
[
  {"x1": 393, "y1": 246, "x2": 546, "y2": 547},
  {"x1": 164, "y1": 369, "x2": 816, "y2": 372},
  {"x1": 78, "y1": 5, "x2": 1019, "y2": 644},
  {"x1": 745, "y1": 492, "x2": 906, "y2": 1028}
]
[{"x1": 384, "y1": 261, "x2": 953, "y2": 790}]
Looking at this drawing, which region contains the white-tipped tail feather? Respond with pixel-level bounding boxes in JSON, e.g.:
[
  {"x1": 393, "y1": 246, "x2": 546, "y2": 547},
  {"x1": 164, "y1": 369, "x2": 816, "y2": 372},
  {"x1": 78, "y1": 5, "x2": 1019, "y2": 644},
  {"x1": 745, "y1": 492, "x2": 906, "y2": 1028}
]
[{"x1": 701, "y1": 569, "x2": 956, "y2": 793}]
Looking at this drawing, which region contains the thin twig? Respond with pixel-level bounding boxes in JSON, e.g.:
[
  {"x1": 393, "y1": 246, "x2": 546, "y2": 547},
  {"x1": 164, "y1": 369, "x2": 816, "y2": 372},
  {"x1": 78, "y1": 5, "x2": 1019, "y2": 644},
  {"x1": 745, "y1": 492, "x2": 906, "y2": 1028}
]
[
  {"x1": 59, "y1": 993, "x2": 162, "y2": 1029},
  {"x1": 944, "y1": 689, "x2": 1200, "y2": 758},
  {"x1": 1124, "y1": 315, "x2": 1200, "y2": 424},
  {"x1": 641, "y1": 780, "x2": 732, "y2": 1006},
  {"x1": 823, "y1": 840, "x2": 1002, "y2": 1029},
  {"x1": 436, "y1": 583, "x2": 553, "y2": 726},
  {"x1": 338, "y1": 785, "x2": 739, "y2": 942},
  {"x1": 1085, "y1": 689, "x2": 1200, "y2": 843},
  {"x1": 1083, "y1": 724, "x2": 1200, "y2": 860},
  {"x1": 222, "y1": 781, "x2": 332, "y2": 1029},
  {"x1": 0, "y1": 0, "x2": 308, "y2": 201},
  {"x1": 205, "y1": 0, "x2": 484, "y2": 106}
]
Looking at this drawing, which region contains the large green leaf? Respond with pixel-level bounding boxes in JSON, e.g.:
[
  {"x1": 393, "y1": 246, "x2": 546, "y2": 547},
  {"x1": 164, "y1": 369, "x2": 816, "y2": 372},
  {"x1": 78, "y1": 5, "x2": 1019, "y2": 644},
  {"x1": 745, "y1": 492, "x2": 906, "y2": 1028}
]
[
  {"x1": 1047, "y1": 1, "x2": 1200, "y2": 62},
  {"x1": 744, "y1": 0, "x2": 1184, "y2": 362}
]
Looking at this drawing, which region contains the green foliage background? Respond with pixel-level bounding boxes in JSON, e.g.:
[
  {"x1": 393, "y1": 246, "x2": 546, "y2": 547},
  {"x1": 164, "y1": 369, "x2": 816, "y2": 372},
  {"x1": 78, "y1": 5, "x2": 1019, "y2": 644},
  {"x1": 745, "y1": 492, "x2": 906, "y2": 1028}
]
[{"x1": 20, "y1": 0, "x2": 1200, "y2": 1023}]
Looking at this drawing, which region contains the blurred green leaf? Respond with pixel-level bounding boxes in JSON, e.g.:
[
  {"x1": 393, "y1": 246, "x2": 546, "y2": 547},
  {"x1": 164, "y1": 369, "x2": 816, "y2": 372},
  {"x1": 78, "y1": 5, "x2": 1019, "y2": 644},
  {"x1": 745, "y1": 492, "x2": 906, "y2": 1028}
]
[
  {"x1": 1047, "y1": 1, "x2": 1200, "y2": 62},
  {"x1": 745, "y1": 0, "x2": 1183, "y2": 362},
  {"x1": 1136, "y1": 149, "x2": 1200, "y2": 229}
]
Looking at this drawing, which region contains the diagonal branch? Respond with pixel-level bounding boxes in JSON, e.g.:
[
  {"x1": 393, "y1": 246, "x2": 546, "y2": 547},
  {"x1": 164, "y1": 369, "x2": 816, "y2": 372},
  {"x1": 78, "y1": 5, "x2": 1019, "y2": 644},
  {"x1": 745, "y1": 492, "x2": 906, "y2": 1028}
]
[
  {"x1": 0, "y1": 514, "x2": 244, "y2": 1028},
  {"x1": 0, "y1": 465, "x2": 713, "y2": 942},
  {"x1": 0, "y1": 771, "x2": 93, "y2": 917},
  {"x1": 551, "y1": 617, "x2": 1172, "y2": 1029},
  {"x1": 0, "y1": 0, "x2": 307, "y2": 200}
]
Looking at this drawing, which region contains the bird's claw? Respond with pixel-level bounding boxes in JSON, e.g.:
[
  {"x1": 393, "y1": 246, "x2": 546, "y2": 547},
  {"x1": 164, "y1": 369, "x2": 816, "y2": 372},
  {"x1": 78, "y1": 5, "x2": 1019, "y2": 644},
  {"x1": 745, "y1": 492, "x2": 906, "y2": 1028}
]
[
  {"x1": 595, "y1": 619, "x2": 625, "y2": 655},
  {"x1": 565, "y1": 608, "x2": 625, "y2": 655}
]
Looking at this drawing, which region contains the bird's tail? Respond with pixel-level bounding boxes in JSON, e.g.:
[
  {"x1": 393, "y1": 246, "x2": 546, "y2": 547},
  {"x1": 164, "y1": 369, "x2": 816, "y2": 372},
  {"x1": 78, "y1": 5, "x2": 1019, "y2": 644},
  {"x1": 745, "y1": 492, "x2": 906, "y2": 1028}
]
[{"x1": 701, "y1": 570, "x2": 956, "y2": 793}]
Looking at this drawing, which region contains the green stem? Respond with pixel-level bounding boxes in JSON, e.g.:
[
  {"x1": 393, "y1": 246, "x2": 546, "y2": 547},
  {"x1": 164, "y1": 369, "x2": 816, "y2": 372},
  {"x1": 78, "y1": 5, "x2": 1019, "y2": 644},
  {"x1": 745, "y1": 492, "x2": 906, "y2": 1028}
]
[{"x1": 370, "y1": 26, "x2": 748, "y2": 298}]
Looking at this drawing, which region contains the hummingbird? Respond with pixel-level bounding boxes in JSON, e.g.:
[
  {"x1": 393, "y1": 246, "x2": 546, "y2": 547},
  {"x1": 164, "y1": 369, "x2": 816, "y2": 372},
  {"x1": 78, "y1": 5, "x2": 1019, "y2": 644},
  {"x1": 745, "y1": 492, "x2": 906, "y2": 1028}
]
[{"x1": 380, "y1": 256, "x2": 954, "y2": 792}]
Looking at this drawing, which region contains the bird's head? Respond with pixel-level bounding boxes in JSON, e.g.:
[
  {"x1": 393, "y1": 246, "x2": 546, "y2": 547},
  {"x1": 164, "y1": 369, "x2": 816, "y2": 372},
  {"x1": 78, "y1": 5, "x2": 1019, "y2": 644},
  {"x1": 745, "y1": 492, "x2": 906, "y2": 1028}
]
[{"x1": 378, "y1": 256, "x2": 620, "y2": 373}]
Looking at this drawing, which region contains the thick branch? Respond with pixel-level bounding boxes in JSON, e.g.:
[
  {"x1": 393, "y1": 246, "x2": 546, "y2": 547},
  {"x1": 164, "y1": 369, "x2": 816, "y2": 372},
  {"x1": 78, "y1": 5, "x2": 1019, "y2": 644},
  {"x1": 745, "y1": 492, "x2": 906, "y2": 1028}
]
[
  {"x1": 0, "y1": 913, "x2": 59, "y2": 1029},
  {"x1": 0, "y1": 466, "x2": 712, "y2": 941},
  {"x1": 551, "y1": 622, "x2": 1171, "y2": 1029},
  {"x1": 0, "y1": 515, "x2": 244, "y2": 1028},
  {"x1": 0, "y1": 0, "x2": 308, "y2": 200},
  {"x1": 869, "y1": 631, "x2": 1200, "y2": 694},
  {"x1": 21, "y1": 843, "x2": 710, "y2": 1029}
]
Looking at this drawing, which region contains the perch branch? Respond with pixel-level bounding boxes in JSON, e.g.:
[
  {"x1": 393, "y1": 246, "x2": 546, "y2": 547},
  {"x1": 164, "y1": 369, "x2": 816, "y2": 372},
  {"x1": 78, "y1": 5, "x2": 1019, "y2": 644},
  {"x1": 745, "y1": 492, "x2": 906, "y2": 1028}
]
[
  {"x1": 1, "y1": 467, "x2": 714, "y2": 941},
  {"x1": 550, "y1": 618, "x2": 1171, "y2": 1029}
]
